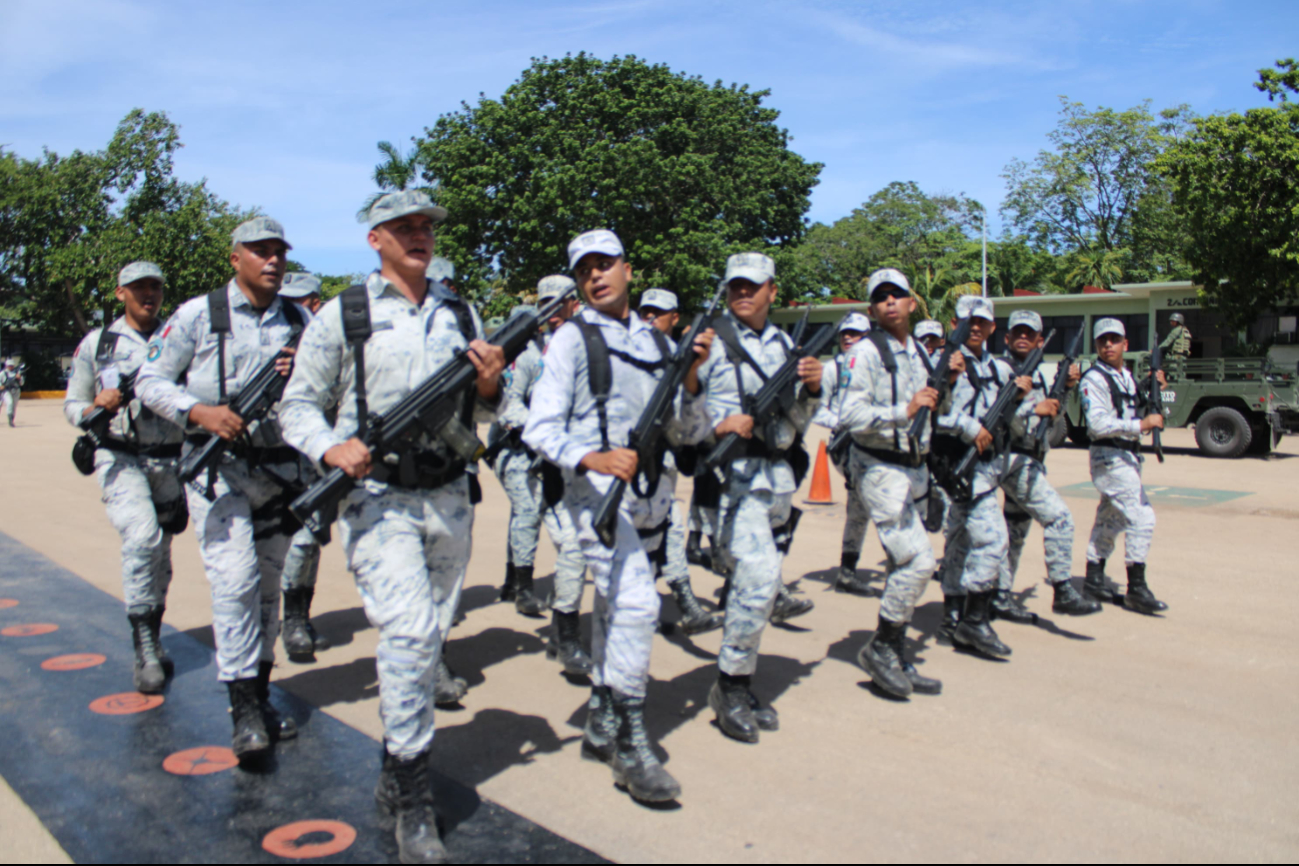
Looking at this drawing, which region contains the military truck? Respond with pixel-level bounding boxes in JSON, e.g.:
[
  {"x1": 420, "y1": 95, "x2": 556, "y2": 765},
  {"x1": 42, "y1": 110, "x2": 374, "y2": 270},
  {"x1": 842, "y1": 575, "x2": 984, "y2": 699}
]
[{"x1": 1060, "y1": 354, "x2": 1299, "y2": 458}]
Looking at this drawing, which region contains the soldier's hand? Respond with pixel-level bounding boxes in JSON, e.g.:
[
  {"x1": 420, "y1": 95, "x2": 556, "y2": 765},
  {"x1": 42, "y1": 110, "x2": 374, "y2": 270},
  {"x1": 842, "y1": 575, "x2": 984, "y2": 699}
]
[
  {"x1": 580, "y1": 448, "x2": 638, "y2": 482},
  {"x1": 1035, "y1": 398, "x2": 1061, "y2": 418},
  {"x1": 947, "y1": 351, "x2": 966, "y2": 383},
  {"x1": 1015, "y1": 375, "x2": 1033, "y2": 398},
  {"x1": 974, "y1": 426, "x2": 993, "y2": 454},
  {"x1": 685, "y1": 328, "x2": 715, "y2": 396},
  {"x1": 1067, "y1": 363, "x2": 1082, "y2": 388},
  {"x1": 324, "y1": 438, "x2": 372, "y2": 479},
  {"x1": 798, "y1": 357, "x2": 823, "y2": 394},
  {"x1": 1141, "y1": 414, "x2": 1165, "y2": 433},
  {"x1": 275, "y1": 347, "x2": 296, "y2": 378},
  {"x1": 91, "y1": 388, "x2": 123, "y2": 413},
  {"x1": 189, "y1": 404, "x2": 245, "y2": 441},
  {"x1": 907, "y1": 387, "x2": 939, "y2": 418},
  {"x1": 468, "y1": 340, "x2": 506, "y2": 400},
  {"x1": 1156, "y1": 370, "x2": 1168, "y2": 388},
  {"x1": 716, "y1": 414, "x2": 755, "y2": 439}
]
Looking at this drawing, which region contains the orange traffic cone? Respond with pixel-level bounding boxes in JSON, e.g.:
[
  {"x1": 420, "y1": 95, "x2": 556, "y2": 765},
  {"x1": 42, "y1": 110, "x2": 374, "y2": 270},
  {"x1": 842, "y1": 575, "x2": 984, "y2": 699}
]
[{"x1": 805, "y1": 440, "x2": 834, "y2": 505}]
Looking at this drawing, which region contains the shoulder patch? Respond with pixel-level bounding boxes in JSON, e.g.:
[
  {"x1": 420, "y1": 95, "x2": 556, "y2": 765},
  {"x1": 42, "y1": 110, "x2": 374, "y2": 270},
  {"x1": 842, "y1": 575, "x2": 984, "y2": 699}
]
[{"x1": 146, "y1": 342, "x2": 163, "y2": 362}]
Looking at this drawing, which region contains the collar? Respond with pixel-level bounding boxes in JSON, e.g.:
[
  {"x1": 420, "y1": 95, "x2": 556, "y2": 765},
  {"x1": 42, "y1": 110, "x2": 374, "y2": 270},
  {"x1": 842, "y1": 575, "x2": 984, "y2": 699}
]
[
  {"x1": 726, "y1": 311, "x2": 780, "y2": 343},
  {"x1": 227, "y1": 279, "x2": 286, "y2": 318},
  {"x1": 580, "y1": 306, "x2": 652, "y2": 336}
]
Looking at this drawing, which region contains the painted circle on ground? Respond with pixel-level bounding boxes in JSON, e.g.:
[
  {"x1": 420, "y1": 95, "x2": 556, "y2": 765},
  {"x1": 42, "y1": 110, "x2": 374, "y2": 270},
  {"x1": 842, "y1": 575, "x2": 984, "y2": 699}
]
[
  {"x1": 1, "y1": 623, "x2": 58, "y2": 637},
  {"x1": 42, "y1": 653, "x2": 107, "y2": 671},
  {"x1": 89, "y1": 692, "x2": 165, "y2": 715},
  {"x1": 163, "y1": 746, "x2": 239, "y2": 776},
  {"x1": 262, "y1": 820, "x2": 357, "y2": 859},
  {"x1": 0, "y1": 599, "x2": 19, "y2": 609}
]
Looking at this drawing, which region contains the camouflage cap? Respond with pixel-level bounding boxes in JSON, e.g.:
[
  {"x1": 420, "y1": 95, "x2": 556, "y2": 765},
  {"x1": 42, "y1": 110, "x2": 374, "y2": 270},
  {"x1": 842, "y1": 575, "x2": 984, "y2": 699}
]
[
  {"x1": 366, "y1": 190, "x2": 447, "y2": 229},
  {"x1": 866, "y1": 268, "x2": 911, "y2": 299},
  {"x1": 537, "y1": 274, "x2": 577, "y2": 303},
  {"x1": 914, "y1": 319, "x2": 944, "y2": 340},
  {"x1": 232, "y1": 216, "x2": 292, "y2": 249},
  {"x1": 1008, "y1": 310, "x2": 1043, "y2": 333},
  {"x1": 640, "y1": 288, "x2": 678, "y2": 312},
  {"x1": 568, "y1": 229, "x2": 624, "y2": 271},
  {"x1": 724, "y1": 252, "x2": 776, "y2": 286},
  {"x1": 955, "y1": 294, "x2": 995, "y2": 321},
  {"x1": 838, "y1": 311, "x2": 871, "y2": 334},
  {"x1": 426, "y1": 256, "x2": 455, "y2": 284},
  {"x1": 1094, "y1": 317, "x2": 1126, "y2": 339},
  {"x1": 279, "y1": 272, "x2": 321, "y2": 299},
  {"x1": 118, "y1": 261, "x2": 165, "y2": 287}
]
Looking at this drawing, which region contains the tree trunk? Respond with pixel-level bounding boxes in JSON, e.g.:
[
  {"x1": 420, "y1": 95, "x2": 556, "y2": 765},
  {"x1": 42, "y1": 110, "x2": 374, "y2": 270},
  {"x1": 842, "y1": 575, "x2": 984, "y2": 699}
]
[{"x1": 64, "y1": 279, "x2": 91, "y2": 335}]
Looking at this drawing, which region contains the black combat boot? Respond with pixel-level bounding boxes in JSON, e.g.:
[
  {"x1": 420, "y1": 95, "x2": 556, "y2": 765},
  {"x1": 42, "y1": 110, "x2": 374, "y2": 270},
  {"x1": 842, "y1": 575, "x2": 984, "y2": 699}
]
[
  {"x1": 940, "y1": 594, "x2": 963, "y2": 643},
  {"x1": 953, "y1": 591, "x2": 1012, "y2": 658},
  {"x1": 1052, "y1": 580, "x2": 1102, "y2": 615},
  {"x1": 709, "y1": 673, "x2": 760, "y2": 743},
  {"x1": 499, "y1": 562, "x2": 517, "y2": 602},
  {"x1": 147, "y1": 606, "x2": 173, "y2": 675},
  {"x1": 668, "y1": 577, "x2": 722, "y2": 635},
  {"x1": 281, "y1": 588, "x2": 315, "y2": 661},
  {"x1": 581, "y1": 686, "x2": 617, "y2": 763},
  {"x1": 685, "y1": 531, "x2": 711, "y2": 569},
  {"x1": 303, "y1": 587, "x2": 330, "y2": 651},
  {"x1": 128, "y1": 611, "x2": 166, "y2": 694},
  {"x1": 856, "y1": 617, "x2": 913, "y2": 698},
  {"x1": 227, "y1": 678, "x2": 271, "y2": 762},
  {"x1": 745, "y1": 690, "x2": 780, "y2": 732},
  {"x1": 610, "y1": 691, "x2": 682, "y2": 803},
  {"x1": 888, "y1": 623, "x2": 941, "y2": 695},
  {"x1": 257, "y1": 661, "x2": 298, "y2": 741},
  {"x1": 769, "y1": 583, "x2": 814, "y2": 624},
  {"x1": 835, "y1": 551, "x2": 872, "y2": 595},
  {"x1": 390, "y1": 749, "x2": 447, "y2": 864},
  {"x1": 990, "y1": 589, "x2": 1036, "y2": 624},
  {"x1": 511, "y1": 566, "x2": 547, "y2": 617},
  {"x1": 433, "y1": 656, "x2": 468, "y2": 707},
  {"x1": 1123, "y1": 563, "x2": 1168, "y2": 615},
  {"x1": 546, "y1": 610, "x2": 594, "y2": 677},
  {"x1": 375, "y1": 747, "x2": 400, "y2": 829},
  {"x1": 1083, "y1": 559, "x2": 1116, "y2": 603}
]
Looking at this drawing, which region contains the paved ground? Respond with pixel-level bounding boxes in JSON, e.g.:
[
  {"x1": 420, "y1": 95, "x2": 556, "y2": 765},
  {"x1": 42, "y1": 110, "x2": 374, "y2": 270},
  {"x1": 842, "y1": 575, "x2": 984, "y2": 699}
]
[{"x1": 1, "y1": 398, "x2": 1297, "y2": 863}]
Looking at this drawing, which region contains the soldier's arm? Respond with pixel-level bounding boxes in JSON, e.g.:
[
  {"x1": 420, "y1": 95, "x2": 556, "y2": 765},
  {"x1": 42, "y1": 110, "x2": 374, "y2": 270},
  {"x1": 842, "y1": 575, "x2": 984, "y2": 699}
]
[
  {"x1": 1159, "y1": 329, "x2": 1177, "y2": 351},
  {"x1": 62, "y1": 331, "x2": 100, "y2": 426},
  {"x1": 279, "y1": 306, "x2": 349, "y2": 462},
  {"x1": 936, "y1": 369, "x2": 983, "y2": 443},
  {"x1": 1080, "y1": 373, "x2": 1140, "y2": 438},
  {"x1": 497, "y1": 349, "x2": 537, "y2": 431},
  {"x1": 840, "y1": 345, "x2": 909, "y2": 433},
  {"x1": 521, "y1": 324, "x2": 584, "y2": 469}
]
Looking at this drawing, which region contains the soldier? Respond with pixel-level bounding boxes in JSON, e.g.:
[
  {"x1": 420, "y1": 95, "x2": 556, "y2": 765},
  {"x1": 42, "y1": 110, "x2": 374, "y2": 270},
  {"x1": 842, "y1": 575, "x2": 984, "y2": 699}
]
[
  {"x1": 639, "y1": 288, "x2": 722, "y2": 636},
  {"x1": 1, "y1": 359, "x2": 23, "y2": 426},
  {"x1": 997, "y1": 311, "x2": 1101, "y2": 618},
  {"x1": 1160, "y1": 312, "x2": 1192, "y2": 361},
  {"x1": 914, "y1": 319, "x2": 945, "y2": 358},
  {"x1": 813, "y1": 312, "x2": 875, "y2": 595},
  {"x1": 279, "y1": 191, "x2": 505, "y2": 863},
  {"x1": 64, "y1": 261, "x2": 187, "y2": 693},
  {"x1": 276, "y1": 272, "x2": 331, "y2": 662},
  {"x1": 694, "y1": 252, "x2": 821, "y2": 743},
  {"x1": 935, "y1": 295, "x2": 1030, "y2": 659},
  {"x1": 489, "y1": 276, "x2": 594, "y2": 677},
  {"x1": 840, "y1": 269, "x2": 962, "y2": 699},
  {"x1": 137, "y1": 218, "x2": 307, "y2": 765},
  {"x1": 1080, "y1": 318, "x2": 1168, "y2": 615},
  {"x1": 523, "y1": 229, "x2": 712, "y2": 803}
]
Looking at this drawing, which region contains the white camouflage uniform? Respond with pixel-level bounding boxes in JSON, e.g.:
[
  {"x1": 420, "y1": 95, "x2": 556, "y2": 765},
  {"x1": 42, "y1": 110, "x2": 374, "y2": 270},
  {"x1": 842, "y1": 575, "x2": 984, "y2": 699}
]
[
  {"x1": 489, "y1": 333, "x2": 587, "y2": 612},
  {"x1": 279, "y1": 272, "x2": 497, "y2": 759},
  {"x1": 838, "y1": 331, "x2": 947, "y2": 624},
  {"x1": 0, "y1": 365, "x2": 21, "y2": 424},
  {"x1": 1081, "y1": 361, "x2": 1156, "y2": 565},
  {"x1": 523, "y1": 308, "x2": 708, "y2": 698},
  {"x1": 137, "y1": 280, "x2": 310, "y2": 682},
  {"x1": 696, "y1": 312, "x2": 819, "y2": 676},
  {"x1": 815, "y1": 354, "x2": 870, "y2": 557},
  {"x1": 64, "y1": 320, "x2": 186, "y2": 615}
]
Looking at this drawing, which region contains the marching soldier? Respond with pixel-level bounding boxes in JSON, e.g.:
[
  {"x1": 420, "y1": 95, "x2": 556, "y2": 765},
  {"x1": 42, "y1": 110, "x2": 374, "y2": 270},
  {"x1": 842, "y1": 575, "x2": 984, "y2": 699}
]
[
  {"x1": 0, "y1": 359, "x2": 22, "y2": 426},
  {"x1": 64, "y1": 261, "x2": 187, "y2": 693},
  {"x1": 1080, "y1": 318, "x2": 1168, "y2": 615},
  {"x1": 694, "y1": 253, "x2": 821, "y2": 743},
  {"x1": 279, "y1": 191, "x2": 505, "y2": 863},
  {"x1": 137, "y1": 218, "x2": 307, "y2": 763},
  {"x1": 524, "y1": 229, "x2": 712, "y2": 803}
]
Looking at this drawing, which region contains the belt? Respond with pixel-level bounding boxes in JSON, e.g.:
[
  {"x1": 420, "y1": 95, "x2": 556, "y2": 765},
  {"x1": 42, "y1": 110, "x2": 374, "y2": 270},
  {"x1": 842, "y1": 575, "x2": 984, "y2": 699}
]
[
  {"x1": 1090, "y1": 438, "x2": 1140, "y2": 453},
  {"x1": 98, "y1": 438, "x2": 183, "y2": 459},
  {"x1": 370, "y1": 451, "x2": 468, "y2": 491},
  {"x1": 741, "y1": 438, "x2": 788, "y2": 461},
  {"x1": 852, "y1": 442, "x2": 925, "y2": 468}
]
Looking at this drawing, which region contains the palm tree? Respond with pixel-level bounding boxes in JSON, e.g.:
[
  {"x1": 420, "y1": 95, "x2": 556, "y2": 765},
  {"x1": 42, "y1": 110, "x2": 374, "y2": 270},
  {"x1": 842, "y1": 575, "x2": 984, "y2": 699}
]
[
  {"x1": 1067, "y1": 248, "x2": 1126, "y2": 292},
  {"x1": 356, "y1": 141, "x2": 440, "y2": 222}
]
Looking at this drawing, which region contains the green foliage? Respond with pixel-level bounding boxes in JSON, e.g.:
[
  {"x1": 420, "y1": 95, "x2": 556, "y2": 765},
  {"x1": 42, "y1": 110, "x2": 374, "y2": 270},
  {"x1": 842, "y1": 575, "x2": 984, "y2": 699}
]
[
  {"x1": 1158, "y1": 59, "x2": 1299, "y2": 331},
  {"x1": 0, "y1": 109, "x2": 249, "y2": 338},
  {"x1": 318, "y1": 273, "x2": 363, "y2": 301},
  {"x1": 17, "y1": 346, "x2": 64, "y2": 390},
  {"x1": 357, "y1": 141, "x2": 439, "y2": 222},
  {"x1": 1066, "y1": 248, "x2": 1126, "y2": 292},
  {"x1": 415, "y1": 53, "x2": 821, "y2": 311}
]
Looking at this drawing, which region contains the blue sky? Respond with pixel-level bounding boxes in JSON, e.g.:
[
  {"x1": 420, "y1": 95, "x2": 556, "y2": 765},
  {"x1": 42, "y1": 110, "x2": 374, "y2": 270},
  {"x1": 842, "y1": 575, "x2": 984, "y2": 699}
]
[{"x1": 1, "y1": 0, "x2": 1293, "y2": 277}]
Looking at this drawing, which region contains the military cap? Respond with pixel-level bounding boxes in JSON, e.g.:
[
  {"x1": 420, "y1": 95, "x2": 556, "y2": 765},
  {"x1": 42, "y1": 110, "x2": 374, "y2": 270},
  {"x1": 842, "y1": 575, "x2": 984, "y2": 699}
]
[
  {"x1": 366, "y1": 190, "x2": 447, "y2": 229},
  {"x1": 568, "y1": 229, "x2": 624, "y2": 271},
  {"x1": 117, "y1": 261, "x2": 165, "y2": 287},
  {"x1": 866, "y1": 268, "x2": 911, "y2": 300},
  {"x1": 1094, "y1": 317, "x2": 1126, "y2": 339},
  {"x1": 724, "y1": 252, "x2": 776, "y2": 286},
  {"x1": 838, "y1": 312, "x2": 871, "y2": 334},
  {"x1": 426, "y1": 256, "x2": 455, "y2": 284},
  {"x1": 232, "y1": 216, "x2": 292, "y2": 249},
  {"x1": 279, "y1": 272, "x2": 322, "y2": 299},
  {"x1": 955, "y1": 294, "x2": 995, "y2": 321},
  {"x1": 1008, "y1": 310, "x2": 1043, "y2": 333},
  {"x1": 914, "y1": 319, "x2": 944, "y2": 340},
  {"x1": 537, "y1": 274, "x2": 577, "y2": 304},
  {"x1": 640, "y1": 288, "x2": 678, "y2": 312}
]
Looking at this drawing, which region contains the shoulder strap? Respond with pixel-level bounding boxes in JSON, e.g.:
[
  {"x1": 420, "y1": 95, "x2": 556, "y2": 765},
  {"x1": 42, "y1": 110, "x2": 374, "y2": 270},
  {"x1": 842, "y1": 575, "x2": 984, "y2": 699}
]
[
  {"x1": 865, "y1": 331, "x2": 902, "y2": 449},
  {"x1": 712, "y1": 317, "x2": 769, "y2": 383},
  {"x1": 575, "y1": 319, "x2": 613, "y2": 451},
  {"x1": 1090, "y1": 365, "x2": 1130, "y2": 414},
  {"x1": 207, "y1": 289, "x2": 232, "y2": 402},
  {"x1": 647, "y1": 328, "x2": 671, "y2": 361},
  {"x1": 443, "y1": 294, "x2": 476, "y2": 343},
  {"x1": 338, "y1": 285, "x2": 372, "y2": 438},
  {"x1": 280, "y1": 297, "x2": 305, "y2": 333}
]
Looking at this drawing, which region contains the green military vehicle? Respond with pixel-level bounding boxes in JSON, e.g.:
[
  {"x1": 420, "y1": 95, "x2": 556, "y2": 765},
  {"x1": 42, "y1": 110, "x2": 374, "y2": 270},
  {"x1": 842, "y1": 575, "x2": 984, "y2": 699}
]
[{"x1": 1059, "y1": 354, "x2": 1299, "y2": 458}]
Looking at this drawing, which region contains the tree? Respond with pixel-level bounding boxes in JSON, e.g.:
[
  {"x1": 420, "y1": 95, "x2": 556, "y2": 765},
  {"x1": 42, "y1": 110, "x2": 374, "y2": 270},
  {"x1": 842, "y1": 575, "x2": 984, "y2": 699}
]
[
  {"x1": 1066, "y1": 248, "x2": 1126, "y2": 292},
  {"x1": 356, "y1": 141, "x2": 438, "y2": 222},
  {"x1": 414, "y1": 53, "x2": 822, "y2": 309},
  {"x1": 0, "y1": 110, "x2": 249, "y2": 338},
  {"x1": 1158, "y1": 59, "x2": 1299, "y2": 331}
]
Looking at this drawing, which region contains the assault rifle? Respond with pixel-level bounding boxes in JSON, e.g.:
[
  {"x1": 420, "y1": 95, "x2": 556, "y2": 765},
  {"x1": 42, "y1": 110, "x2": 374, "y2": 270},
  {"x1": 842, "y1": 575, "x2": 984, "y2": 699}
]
[
  {"x1": 951, "y1": 329, "x2": 1055, "y2": 481},
  {"x1": 290, "y1": 285, "x2": 578, "y2": 544},
  {"x1": 1034, "y1": 328, "x2": 1083, "y2": 448},
  {"x1": 78, "y1": 368, "x2": 139, "y2": 435},
  {"x1": 1148, "y1": 341, "x2": 1166, "y2": 463},
  {"x1": 702, "y1": 309, "x2": 842, "y2": 475},
  {"x1": 592, "y1": 283, "x2": 726, "y2": 548},
  {"x1": 178, "y1": 331, "x2": 306, "y2": 487},
  {"x1": 908, "y1": 315, "x2": 974, "y2": 442}
]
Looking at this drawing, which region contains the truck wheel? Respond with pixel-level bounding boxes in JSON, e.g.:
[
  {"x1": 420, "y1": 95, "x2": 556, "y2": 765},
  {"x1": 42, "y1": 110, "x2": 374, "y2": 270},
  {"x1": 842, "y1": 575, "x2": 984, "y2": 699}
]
[
  {"x1": 1047, "y1": 415, "x2": 1068, "y2": 449},
  {"x1": 1194, "y1": 407, "x2": 1253, "y2": 458},
  {"x1": 1066, "y1": 417, "x2": 1090, "y2": 447}
]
